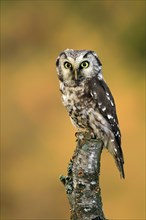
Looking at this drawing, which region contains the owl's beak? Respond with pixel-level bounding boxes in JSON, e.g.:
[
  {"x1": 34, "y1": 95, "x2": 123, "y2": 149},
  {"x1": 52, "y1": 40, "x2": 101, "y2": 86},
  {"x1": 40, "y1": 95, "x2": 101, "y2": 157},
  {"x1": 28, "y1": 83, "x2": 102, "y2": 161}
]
[{"x1": 73, "y1": 69, "x2": 78, "y2": 80}]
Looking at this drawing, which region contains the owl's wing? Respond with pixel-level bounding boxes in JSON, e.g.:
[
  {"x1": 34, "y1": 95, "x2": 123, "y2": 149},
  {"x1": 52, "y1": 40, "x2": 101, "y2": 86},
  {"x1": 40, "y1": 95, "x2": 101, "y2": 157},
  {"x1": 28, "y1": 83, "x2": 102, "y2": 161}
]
[
  {"x1": 88, "y1": 76, "x2": 124, "y2": 178},
  {"x1": 88, "y1": 76, "x2": 120, "y2": 142}
]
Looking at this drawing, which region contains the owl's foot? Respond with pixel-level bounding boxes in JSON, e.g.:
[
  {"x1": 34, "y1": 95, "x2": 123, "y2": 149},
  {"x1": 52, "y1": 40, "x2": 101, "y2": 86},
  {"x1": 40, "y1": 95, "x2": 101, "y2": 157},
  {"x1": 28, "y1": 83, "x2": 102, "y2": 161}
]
[
  {"x1": 75, "y1": 131, "x2": 85, "y2": 141},
  {"x1": 75, "y1": 131, "x2": 95, "y2": 141},
  {"x1": 90, "y1": 131, "x2": 96, "y2": 139}
]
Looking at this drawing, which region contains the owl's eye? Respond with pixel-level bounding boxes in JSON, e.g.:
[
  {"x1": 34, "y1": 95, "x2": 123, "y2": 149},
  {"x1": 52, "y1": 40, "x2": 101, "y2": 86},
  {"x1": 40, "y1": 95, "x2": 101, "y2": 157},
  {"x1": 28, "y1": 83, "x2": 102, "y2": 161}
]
[
  {"x1": 64, "y1": 61, "x2": 72, "y2": 69},
  {"x1": 80, "y1": 61, "x2": 89, "y2": 69}
]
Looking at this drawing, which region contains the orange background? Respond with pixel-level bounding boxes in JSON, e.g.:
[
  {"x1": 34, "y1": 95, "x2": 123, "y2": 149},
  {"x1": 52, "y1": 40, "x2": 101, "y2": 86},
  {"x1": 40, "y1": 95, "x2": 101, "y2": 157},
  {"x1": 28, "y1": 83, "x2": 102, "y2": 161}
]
[{"x1": 1, "y1": 1, "x2": 145, "y2": 219}]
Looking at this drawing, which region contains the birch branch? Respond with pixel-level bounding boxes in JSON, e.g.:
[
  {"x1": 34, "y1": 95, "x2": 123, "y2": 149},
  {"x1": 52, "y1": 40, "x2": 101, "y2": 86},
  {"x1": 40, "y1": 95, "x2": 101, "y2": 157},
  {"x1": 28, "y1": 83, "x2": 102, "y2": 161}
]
[{"x1": 60, "y1": 132, "x2": 107, "y2": 220}]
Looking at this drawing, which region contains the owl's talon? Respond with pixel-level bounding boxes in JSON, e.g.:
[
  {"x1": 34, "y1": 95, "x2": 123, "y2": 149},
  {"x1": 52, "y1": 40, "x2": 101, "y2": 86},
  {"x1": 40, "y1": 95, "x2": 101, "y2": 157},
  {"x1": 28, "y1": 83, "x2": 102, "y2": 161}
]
[
  {"x1": 90, "y1": 131, "x2": 96, "y2": 139},
  {"x1": 75, "y1": 132, "x2": 79, "y2": 137}
]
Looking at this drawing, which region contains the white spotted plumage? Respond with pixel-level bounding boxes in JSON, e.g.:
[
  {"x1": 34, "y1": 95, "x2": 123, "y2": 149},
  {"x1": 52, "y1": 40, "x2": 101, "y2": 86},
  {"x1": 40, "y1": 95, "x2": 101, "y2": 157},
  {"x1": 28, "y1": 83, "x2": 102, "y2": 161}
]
[{"x1": 56, "y1": 49, "x2": 125, "y2": 178}]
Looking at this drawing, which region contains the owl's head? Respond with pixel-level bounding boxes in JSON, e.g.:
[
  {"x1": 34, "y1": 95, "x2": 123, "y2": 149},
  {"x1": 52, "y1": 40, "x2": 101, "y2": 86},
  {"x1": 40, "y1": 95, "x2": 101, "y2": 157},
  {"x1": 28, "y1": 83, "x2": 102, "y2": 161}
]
[{"x1": 56, "y1": 49, "x2": 102, "y2": 86}]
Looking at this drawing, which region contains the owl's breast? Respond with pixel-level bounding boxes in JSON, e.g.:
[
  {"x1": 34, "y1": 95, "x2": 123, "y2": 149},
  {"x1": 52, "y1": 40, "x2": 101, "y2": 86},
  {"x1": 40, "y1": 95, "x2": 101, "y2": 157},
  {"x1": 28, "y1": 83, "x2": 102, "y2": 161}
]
[
  {"x1": 60, "y1": 83, "x2": 96, "y2": 129},
  {"x1": 62, "y1": 87, "x2": 83, "y2": 106},
  {"x1": 61, "y1": 83, "x2": 91, "y2": 109}
]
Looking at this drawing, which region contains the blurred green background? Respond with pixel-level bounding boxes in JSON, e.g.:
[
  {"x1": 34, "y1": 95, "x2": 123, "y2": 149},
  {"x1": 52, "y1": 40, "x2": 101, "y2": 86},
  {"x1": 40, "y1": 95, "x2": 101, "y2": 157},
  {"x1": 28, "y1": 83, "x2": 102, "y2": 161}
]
[{"x1": 1, "y1": 1, "x2": 145, "y2": 219}]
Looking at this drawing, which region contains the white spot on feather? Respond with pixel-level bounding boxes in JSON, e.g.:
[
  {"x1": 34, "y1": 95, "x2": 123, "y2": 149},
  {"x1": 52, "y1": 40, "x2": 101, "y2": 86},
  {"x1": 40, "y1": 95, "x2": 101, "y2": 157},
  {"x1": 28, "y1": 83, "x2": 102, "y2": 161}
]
[
  {"x1": 110, "y1": 100, "x2": 114, "y2": 106},
  {"x1": 106, "y1": 95, "x2": 114, "y2": 106},
  {"x1": 116, "y1": 131, "x2": 120, "y2": 136},
  {"x1": 102, "y1": 106, "x2": 106, "y2": 111},
  {"x1": 107, "y1": 114, "x2": 113, "y2": 119},
  {"x1": 90, "y1": 91, "x2": 97, "y2": 98}
]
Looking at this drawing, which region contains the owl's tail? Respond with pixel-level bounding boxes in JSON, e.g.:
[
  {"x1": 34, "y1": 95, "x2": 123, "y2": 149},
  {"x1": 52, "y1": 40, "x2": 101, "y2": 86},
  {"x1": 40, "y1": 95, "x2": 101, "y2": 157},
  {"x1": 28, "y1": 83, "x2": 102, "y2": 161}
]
[
  {"x1": 114, "y1": 149, "x2": 125, "y2": 179},
  {"x1": 108, "y1": 143, "x2": 125, "y2": 179}
]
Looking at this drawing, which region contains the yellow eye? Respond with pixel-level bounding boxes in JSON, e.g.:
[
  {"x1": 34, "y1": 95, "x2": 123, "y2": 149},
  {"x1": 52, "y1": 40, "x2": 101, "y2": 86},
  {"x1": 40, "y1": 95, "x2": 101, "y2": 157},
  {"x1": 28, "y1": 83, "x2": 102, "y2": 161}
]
[
  {"x1": 64, "y1": 61, "x2": 72, "y2": 69},
  {"x1": 80, "y1": 61, "x2": 89, "y2": 69}
]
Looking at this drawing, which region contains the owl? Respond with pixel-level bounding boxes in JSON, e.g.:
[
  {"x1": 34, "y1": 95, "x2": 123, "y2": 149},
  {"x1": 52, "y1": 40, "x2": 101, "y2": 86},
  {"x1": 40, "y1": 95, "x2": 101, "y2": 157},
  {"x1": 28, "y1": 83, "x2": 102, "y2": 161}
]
[{"x1": 56, "y1": 49, "x2": 125, "y2": 178}]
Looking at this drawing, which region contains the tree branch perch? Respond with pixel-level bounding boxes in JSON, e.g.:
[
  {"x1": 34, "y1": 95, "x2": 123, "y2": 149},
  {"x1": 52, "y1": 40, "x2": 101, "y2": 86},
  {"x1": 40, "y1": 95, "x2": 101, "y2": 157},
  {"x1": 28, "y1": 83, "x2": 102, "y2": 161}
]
[{"x1": 60, "y1": 132, "x2": 107, "y2": 220}]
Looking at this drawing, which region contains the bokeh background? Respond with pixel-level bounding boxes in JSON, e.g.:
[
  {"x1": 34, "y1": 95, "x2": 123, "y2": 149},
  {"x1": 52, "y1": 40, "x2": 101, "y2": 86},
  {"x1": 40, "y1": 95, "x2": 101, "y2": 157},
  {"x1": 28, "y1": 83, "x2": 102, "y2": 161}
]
[{"x1": 1, "y1": 1, "x2": 145, "y2": 219}]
